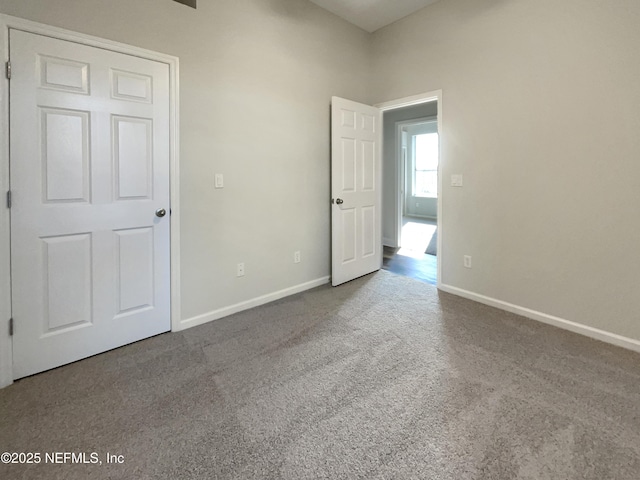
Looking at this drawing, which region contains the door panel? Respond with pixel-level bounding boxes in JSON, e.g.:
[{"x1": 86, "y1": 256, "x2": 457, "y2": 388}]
[
  {"x1": 43, "y1": 233, "x2": 93, "y2": 331},
  {"x1": 362, "y1": 206, "x2": 375, "y2": 257},
  {"x1": 42, "y1": 108, "x2": 91, "y2": 203},
  {"x1": 40, "y1": 55, "x2": 89, "y2": 93},
  {"x1": 115, "y1": 227, "x2": 154, "y2": 314},
  {"x1": 341, "y1": 208, "x2": 357, "y2": 263},
  {"x1": 111, "y1": 69, "x2": 153, "y2": 103},
  {"x1": 10, "y1": 29, "x2": 171, "y2": 379},
  {"x1": 113, "y1": 116, "x2": 153, "y2": 199},
  {"x1": 331, "y1": 97, "x2": 382, "y2": 286}
]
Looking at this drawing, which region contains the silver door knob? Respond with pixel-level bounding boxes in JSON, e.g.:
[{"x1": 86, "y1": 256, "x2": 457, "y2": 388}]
[
  {"x1": 336, "y1": 198, "x2": 344, "y2": 205},
  {"x1": 155, "y1": 208, "x2": 167, "y2": 218}
]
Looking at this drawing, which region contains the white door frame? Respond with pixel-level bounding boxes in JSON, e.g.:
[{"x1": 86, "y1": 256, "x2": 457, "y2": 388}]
[
  {"x1": 0, "y1": 15, "x2": 181, "y2": 388},
  {"x1": 375, "y1": 90, "x2": 443, "y2": 287}
]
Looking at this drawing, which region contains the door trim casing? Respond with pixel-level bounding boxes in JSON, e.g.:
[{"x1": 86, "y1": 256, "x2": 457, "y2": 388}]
[
  {"x1": 0, "y1": 14, "x2": 181, "y2": 388},
  {"x1": 375, "y1": 90, "x2": 443, "y2": 288}
]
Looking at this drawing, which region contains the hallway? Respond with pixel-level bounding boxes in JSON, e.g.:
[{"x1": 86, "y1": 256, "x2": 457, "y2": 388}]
[{"x1": 382, "y1": 217, "x2": 437, "y2": 285}]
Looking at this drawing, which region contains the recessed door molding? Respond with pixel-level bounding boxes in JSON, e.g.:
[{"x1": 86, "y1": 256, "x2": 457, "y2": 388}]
[{"x1": 0, "y1": 14, "x2": 181, "y2": 388}]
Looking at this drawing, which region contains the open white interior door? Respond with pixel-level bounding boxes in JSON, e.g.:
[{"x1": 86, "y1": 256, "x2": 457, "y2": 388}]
[{"x1": 331, "y1": 97, "x2": 382, "y2": 286}]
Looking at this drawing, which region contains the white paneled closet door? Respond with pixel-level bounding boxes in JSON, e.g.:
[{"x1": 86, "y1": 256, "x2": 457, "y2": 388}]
[{"x1": 10, "y1": 29, "x2": 171, "y2": 378}]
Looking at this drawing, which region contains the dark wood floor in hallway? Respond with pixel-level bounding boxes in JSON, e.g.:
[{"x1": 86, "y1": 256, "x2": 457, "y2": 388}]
[
  {"x1": 381, "y1": 216, "x2": 438, "y2": 285},
  {"x1": 382, "y1": 246, "x2": 437, "y2": 285}
]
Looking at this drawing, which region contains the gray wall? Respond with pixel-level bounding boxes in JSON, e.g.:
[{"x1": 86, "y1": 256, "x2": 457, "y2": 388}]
[
  {"x1": 373, "y1": 0, "x2": 640, "y2": 341},
  {"x1": 382, "y1": 102, "x2": 438, "y2": 245},
  {"x1": 0, "y1": 0, "x2": 372, "y2": 323}
]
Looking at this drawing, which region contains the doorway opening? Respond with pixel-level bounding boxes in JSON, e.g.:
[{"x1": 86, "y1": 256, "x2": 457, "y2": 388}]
[{"x1": 377, "y1": 93, "x2": 441, "y2": 286}]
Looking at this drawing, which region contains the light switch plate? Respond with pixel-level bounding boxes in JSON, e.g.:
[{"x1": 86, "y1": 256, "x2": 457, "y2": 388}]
[
  {"x1": 215, "y1": 173, "x2": 224, "y2": 189},
  {"x1": 451, "y1": 174, "x2": 463, "y2": 187}
]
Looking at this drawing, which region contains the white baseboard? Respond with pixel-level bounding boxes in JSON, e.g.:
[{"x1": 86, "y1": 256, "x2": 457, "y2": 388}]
[
  {"x1": 404, "y1": 214, "x2": 437, "y2": 221},
  {"x1": 438, "y1": 283, "x2": 640, "y2": 354},
  {"x1": 382, "y1": 237, "x2": 397, "y2": 248},
  {"x1": 177, "y1": 276, "x2": 330, "y2": 331}
]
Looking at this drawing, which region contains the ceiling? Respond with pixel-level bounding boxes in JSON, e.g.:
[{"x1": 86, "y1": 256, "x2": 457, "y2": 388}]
[{"x1": 308, "y1": 0, "x2": 441, "y2": 33}]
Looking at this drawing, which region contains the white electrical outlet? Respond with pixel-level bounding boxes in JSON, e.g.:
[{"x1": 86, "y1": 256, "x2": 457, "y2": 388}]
[
  {"x1": 215, "y1": 173, "x2": 224, "y2": 189},
  {"x1": 294, "y1": 251, "x2": 301, "y2": 264},
  {"x1": 237, "y1": 262, "x2": 245, "y2": 277},
  {"x1": 463, "y1": 255, "x2": 472, "y2": 269}
]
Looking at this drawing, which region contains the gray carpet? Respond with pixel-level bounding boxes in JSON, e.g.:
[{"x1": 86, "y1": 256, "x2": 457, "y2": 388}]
[{"x1": 1, "y1": 270, "x2": 639, "y2": 479}]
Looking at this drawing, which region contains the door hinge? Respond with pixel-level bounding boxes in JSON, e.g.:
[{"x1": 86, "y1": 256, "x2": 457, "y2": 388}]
[
  {"x1": 5, "y1": 61, "x2": 10, "y2": 80},
  {"x1": 9, "y1": 318, "x2": 13, "y2": 336},
  {"x1": 6, "y1": 190, "x2": 11, "y2": 209}
]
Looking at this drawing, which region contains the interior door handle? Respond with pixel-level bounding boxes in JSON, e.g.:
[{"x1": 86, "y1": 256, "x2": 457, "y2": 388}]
[
  {"x1": 335, "y1": 198, "x2": 344, "y2": 205},
  {"x1": 155, "y1": 208, "x2": 167, "y2": 218}
]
